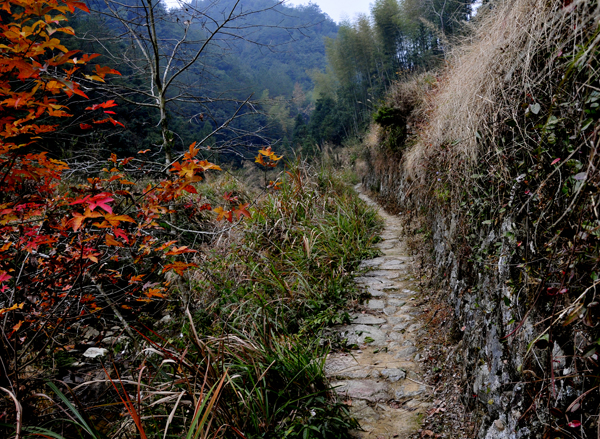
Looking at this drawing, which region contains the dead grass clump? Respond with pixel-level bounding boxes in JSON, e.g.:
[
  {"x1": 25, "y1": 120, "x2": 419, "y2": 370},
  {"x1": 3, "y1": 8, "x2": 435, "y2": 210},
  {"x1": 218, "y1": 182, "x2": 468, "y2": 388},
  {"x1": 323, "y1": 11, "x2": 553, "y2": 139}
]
[
  {"x1": 364, "y1": 123, "x2": 382, "y2": 151},
  {"x1": 385, "y1": 73, "x2": 437, "y2": 126}
]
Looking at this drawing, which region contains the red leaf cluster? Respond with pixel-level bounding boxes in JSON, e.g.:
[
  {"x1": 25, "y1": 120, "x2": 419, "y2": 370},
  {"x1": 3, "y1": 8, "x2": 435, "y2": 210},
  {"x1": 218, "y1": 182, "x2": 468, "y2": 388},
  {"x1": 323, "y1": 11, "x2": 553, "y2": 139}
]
[{"x1": 0, "y1": 0, "x2": 226, "y2": 363}]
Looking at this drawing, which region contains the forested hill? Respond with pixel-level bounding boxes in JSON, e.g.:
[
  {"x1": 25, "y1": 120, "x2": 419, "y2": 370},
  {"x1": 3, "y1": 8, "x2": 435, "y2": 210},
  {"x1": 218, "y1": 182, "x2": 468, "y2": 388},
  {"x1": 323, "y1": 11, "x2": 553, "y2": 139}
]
[
  {"x1": 65, "y1": 0, "x2": 337, "y2": 161},
  {"x1": 291, "y1": 0, "x2": 475, "y2": 154},
  {"x1": 202, "y1": 0, "x2": 337, "y2": 95},
  {"x1": 59, "y1": 0, "x2": 475, "y2": 166}
]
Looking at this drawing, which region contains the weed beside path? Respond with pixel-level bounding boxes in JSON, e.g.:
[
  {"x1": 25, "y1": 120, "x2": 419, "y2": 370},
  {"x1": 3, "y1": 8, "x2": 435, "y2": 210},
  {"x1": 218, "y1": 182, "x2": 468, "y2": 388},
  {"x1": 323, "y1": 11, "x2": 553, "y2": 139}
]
[{"x1": 2, "y1": 163, "x2": 384, "y2": 439}]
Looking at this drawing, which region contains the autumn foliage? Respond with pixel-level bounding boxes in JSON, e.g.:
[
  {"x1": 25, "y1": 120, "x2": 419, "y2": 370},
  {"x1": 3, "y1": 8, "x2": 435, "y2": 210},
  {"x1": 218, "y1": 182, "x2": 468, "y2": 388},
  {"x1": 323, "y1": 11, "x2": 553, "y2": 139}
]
[{"x1": 0, "y1": 0, "x2": 247, "y2": 401}]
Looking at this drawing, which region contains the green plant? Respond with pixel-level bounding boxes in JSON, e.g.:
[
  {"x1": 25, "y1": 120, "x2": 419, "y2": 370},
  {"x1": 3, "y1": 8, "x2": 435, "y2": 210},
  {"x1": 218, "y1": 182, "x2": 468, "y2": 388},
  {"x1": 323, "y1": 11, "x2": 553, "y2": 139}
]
[{"x1": 23, "y1": 382, "x2": 106, "y2": 439}]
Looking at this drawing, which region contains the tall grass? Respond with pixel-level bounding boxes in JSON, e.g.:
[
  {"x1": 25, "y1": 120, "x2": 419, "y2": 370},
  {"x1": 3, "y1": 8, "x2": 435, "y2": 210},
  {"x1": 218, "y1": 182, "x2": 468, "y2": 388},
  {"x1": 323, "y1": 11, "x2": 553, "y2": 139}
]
[
  {"x1": 13, "y1": 160, "x2": 381, "y2": 439},
  {"x1": 201, "y1": 162, "x2": 381, "y2": 334}
]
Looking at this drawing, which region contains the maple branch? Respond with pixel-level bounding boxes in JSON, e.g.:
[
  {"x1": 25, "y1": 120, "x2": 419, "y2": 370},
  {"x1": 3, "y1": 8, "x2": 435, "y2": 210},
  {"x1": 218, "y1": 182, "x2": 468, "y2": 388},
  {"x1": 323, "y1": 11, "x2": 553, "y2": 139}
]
[
  {"x1": 162, "y1": 220, "x2": 239, "y2": 236},
  {"x1": 90, "y1": 279, "x2": 137, "y2": 341}
]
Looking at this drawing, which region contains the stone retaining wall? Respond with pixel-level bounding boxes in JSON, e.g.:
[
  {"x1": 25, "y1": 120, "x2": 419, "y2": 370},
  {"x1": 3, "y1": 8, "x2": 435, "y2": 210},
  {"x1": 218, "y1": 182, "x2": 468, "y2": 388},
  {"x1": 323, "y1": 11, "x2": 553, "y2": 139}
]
[{"x1": 362, "y1": 149, "x2": 544, "y2": 439}]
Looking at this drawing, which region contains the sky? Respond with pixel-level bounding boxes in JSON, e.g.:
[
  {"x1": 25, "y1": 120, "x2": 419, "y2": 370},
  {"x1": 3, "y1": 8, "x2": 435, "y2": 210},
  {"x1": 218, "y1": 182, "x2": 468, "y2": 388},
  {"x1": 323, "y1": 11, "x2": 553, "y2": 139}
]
[
  {"x1": 285, "y1": 0, "x2": 372, "y2": 23},
  {"x1": 163, "y1": 0, "x2": 374, "y2": 24}
]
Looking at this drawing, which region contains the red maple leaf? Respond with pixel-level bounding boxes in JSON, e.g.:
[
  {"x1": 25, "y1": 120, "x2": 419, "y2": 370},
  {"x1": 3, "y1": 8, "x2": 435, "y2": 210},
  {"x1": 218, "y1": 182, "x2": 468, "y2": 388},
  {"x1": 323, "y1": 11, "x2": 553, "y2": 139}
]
[{"x1": 88, "y1": 193, "x2": 114, "y2": 213}]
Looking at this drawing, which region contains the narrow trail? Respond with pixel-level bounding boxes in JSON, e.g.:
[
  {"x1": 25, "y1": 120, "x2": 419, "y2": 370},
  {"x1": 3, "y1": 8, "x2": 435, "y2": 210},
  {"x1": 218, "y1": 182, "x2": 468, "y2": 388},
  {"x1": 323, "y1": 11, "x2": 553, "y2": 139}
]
[{"x1": 325, "y1": 185, "x2": 431, "y2": 438}]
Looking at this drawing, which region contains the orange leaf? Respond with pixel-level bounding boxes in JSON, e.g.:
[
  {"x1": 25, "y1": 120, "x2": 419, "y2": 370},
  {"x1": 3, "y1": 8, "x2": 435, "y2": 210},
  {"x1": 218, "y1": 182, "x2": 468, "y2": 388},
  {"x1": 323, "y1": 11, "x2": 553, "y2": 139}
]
[
  {"x1": 255, "y1": 155, "x2": 266, "y2": 166},
  {"x1": 103, "y1": 213, "x2": 135, "y2": 227},
  {"x1": 165, "y1": 246, "x2": 197, "y2": 256},
  {"x1": 79, "y1": 53, "x2": 101, "y2": 63},
  {"x1": 65, "y1": 1, "x2": 90, "y2": 13},
  {"x1": 197, "y1": 160, "x2": 221, "y2": 171},
  {"x1": 184, "y1": 142, "x2": 197, "y2": 160},
  {"x1": 258, "y1": 147, "x2": 273, "y2": 156},
  {"x1": 257, "y1": 146, "x2": 282, "y2": 163},
  {"x1": 105, "y1": 234, "x2": 123, "y2": 247},
  {"x1": 170, "y1": 161, "x2": 198, "y2": 179},
  {"x1": 91, "y1": 220, "x2": 111, "y2": 229},
  {"x1": 234, "y1": 203, "x2": 251, "y2": 220},
  {"x1": 0, "y1": 303, "x2": 24, "y2": 316},
  {"x1": 95, "y1": 65, "x2": 121, "y2": 77},
  {"x1": 144, "y1": 288, "x2": 165, "y2": 299},
  {"x1": 86, "y1": 100, "x2": 118, "y2": 111},
  {"x1": 129, "y1": 274, "x2": 144, "y2": 283},
  {"x1": 157, "y1": 240, "x2": 177, "y2": 251},
  {"x1": 68, "y1": 210, "x2": 102, "y2": 231},
  {"x1": 163, "y1": 262, "x2": 197, "y2": 276},
  {"x1": 93, "y1": 118, "x2": 111, "y2": 124},
  {"x1": 110, "y1": 117, "x2": 125, "y2": 128},
  {"x1": 55, "y1": 26, "x2": 75, "y2": 36},
  {"x1": 213, "y1": 206, "x2": 228, "y2": 222}
]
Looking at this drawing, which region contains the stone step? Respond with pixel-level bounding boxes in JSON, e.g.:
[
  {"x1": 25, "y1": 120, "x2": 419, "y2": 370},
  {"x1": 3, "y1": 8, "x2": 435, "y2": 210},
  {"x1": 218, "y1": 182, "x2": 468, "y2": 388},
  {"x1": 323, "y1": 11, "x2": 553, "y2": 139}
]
[{"x1": 325, "y1": 187, "x2": 430, "y2": 439}]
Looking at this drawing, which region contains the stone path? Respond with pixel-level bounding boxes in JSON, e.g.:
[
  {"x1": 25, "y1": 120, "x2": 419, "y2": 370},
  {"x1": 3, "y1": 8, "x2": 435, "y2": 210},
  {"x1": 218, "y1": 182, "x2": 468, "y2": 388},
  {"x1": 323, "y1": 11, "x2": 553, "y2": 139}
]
[{"x1": 325, "y1": 186, "x2": 430, "y2": 438}]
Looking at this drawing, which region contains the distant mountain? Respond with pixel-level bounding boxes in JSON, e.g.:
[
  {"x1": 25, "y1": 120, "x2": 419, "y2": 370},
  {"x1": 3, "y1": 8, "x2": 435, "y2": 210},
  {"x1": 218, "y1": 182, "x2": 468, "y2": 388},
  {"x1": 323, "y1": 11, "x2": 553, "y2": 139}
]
[{"x1": 65, "y1": 0, "x2": 337, "y2": 160}]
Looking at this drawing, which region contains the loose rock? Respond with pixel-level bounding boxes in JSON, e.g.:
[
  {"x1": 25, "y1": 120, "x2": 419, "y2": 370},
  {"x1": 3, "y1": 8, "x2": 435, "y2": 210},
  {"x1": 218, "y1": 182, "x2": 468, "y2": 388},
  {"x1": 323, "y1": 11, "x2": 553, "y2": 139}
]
[{"x1": 83, "y1": 347, "x2": 108, "y2": 358}]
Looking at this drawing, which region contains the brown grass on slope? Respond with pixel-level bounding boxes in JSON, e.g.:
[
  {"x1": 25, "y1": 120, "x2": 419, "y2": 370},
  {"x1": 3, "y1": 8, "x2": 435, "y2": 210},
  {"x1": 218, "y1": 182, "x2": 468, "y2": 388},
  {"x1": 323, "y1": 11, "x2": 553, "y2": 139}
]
[{"x1": 405, "y1": 0, "x2": 599, "y2": 182}]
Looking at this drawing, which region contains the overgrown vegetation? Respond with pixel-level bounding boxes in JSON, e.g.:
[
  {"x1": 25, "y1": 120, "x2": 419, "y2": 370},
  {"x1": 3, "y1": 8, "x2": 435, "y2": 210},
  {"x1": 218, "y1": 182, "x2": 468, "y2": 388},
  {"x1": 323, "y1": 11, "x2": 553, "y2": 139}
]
[
  {"x1": 1, "y1": 162, "x2": 380, "y2": 439},
  {"x1": 364, "y1": 0, "x2": 600, "y2": 436},
  {"x1": 0, "y1": 1, "x2": 383, "y2": 437}
]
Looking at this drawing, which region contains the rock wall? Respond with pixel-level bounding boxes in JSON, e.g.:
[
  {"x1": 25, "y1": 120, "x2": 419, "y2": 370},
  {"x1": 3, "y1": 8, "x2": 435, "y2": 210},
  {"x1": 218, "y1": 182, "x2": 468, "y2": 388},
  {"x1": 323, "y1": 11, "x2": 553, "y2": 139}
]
[
  {"x1": 359, "y1": 0, "x2": 600, "y2": 435},
  {"x1": 363, "y1": 151, "x2": 558, "y2": 438}
]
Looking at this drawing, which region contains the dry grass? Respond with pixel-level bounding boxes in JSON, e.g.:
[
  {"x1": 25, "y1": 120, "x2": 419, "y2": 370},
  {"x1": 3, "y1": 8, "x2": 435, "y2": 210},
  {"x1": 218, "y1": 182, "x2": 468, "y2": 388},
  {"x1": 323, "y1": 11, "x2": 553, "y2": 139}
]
[
  {"x1": 385, "y1": 73, "x2": 437, "y2": 123},
  {"x1": 404, "y1": 0, "x2": 600, "y2": 182},
  {"x1": 365, "y1": 73, "x2": 436, "y2": 153},
  {"x1": 364, "y1": 124, "x2": 382, "y2": 151}
]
